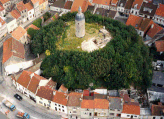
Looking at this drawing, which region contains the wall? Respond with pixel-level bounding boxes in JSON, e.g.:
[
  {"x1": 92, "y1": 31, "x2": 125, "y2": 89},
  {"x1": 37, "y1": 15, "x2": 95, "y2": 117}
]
[
  {"x1": 109, "y1": 108, "x2": 122, "y2": 117},
  {"x1": 130, "y1": 8, "x2": 139, "y2": 16},
  {"x1": 19, "y1": 32, "x2": 27, "y2": 44},
  {"x1": 6, "y1": 18, "x2": 18, "y2": 33},
  {"x1": 153, "y1": 15, "x2": 164, "y2": 26},
  {"x1": 81, "y1": 108, "x2": 94, "y2": 118},
  {"x1": 94, "y1": 109, "x2": 109, "y2": 117},
  {"x1": 3, "y1": 1, "x2": 11, "y2": 10},
  {"x1": 33, "y1": 2, "x2": 41, "y2": 17},
  {"x1": 28, "y1": 9, "x2": 35, "y2": 20},
  {"x1": 121, "y1": 113, "x2": 139, "y2": 118},
  {"x1": 0, "y1": 23, "x2": 7, "y2": 39},
  {"x1": 51, "y1": 101, "x2": 67, "y2": 114},
  {"x1": 67, "y1": 106, "x2": 81, "y2": 119},
  {"x1": 36, "y1": 96, "x2": 51, "y2": 108}
]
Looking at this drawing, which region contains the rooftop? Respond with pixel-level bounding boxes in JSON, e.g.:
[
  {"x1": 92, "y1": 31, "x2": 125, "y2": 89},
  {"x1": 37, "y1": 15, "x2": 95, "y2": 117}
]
[
  {"x1": 64, "y1": 1, "x2": 73, "y2": 10},
  {"x1": 10, "y1": 9, "x2": 21, "y2": 19},
  {"x1": 81, "y1": 100, "x2": 94, "y2": 109},
  {"x1": 17, "y1": 1, "x2": 26, "y2": 12},
  {"x1": 0, "y1": 4, "x2": 4, "y2": 11},
  {"x1": 0, "y1": 0, "x2": 10, "y2": 4},
  {"x1": 52, "y1": 91, "x2": 68, "y2": 106},
  {"x1": 125, "y1": 0, "x2": 135, "y2": 9},
  {"x1": 131, "y1": 0, "x2": 144, "y2": 9},
  {"x1": 67, "y1": 92, "x2": 82, "y2": 107},
  {"x1": 12, "y1": 26, "x2": 27, "y2": 40},
  {"x1": 93, "y1": 0, "x2": 111, "y2": 5},
  {"x1": 155, "y1": 3, "x2": 164, "y2": 17},
  {"x1": 122, "y1": 102, "x2": 140, "y2": 115},
  {"x1": 71, "y1": 0, "x2": 88, "y2": 12},
  {"x1": 151, "y1": 104, "x2": 164, "y2": 116},
  {"x1": 36, "y1": 86, "x2": 53, "y2": 100},
  {"x1": 53, "y1": 0, "x2": 65, "y2": 8},
  {"x1": 108, "y1": 97, "x2": 123, "y2": 110},
  {"x1": 58, "y1": 84, "x2": 68, "y2": 93},
  {"x1": 24, "y1": 2, "x2": 33, "y2": 11}
]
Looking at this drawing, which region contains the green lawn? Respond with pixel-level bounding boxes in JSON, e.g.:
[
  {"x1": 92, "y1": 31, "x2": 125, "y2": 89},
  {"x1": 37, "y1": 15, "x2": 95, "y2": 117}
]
[{"x1": 56, "y1": 21, "x2": 103, "y2": 51}]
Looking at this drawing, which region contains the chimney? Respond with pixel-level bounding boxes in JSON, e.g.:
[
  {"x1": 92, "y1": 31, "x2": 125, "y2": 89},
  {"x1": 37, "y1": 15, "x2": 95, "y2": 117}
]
[
  {"x1": 66, "y1": 95, "x2": 69, "y2": 100},
  {"x1": 30, "y1": 73, "x2": 34, "y2": 79},
  {"x1": 158, "y1": 102, "x2": 162, "y2": 106},
  {"x1": 151, "y1": 24, "x2": 154, "y2": 29}
]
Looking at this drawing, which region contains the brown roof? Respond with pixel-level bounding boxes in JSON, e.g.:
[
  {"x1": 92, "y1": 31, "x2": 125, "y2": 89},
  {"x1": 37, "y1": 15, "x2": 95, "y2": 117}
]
[
  {"x1": 45, "y1": 79, "x2": 57, "y2": 89},
  {"x1": 131, "y1": 0, "x2": 143, "y2": 10},
  {"x1": 67, "y1": 93, "x2": 82, "y2": 107},
  {"x1": 36, "y1": 86, "x2": 53, "y2": 100},
  {"x1": 155, "y1": 40, "x2": 164, "y2": 52},
  {"x1": 52, "y1": 91, "x2": 68, "y2": 106},
  {"x1": 64, "y1": 1, "x2": 73, "y2": 9},
  {"x1": 0, "y1": 0, "x2": 10, "y2": 4},
  {"x1": 0, "y1": 16, "x2": 5, "y2": 25},
  {"x1": 81, "y1": 100, "x2": 94, "y2": 109},
  {"x1": 94, "y1": 94, "x2": 107, "y2": 99},
  {"x1": 12, "y1": 26, "x2": 27, "y2": 40},
  {"x1": 125, "y1": 0, "x2": 135, "y2": 9},
  {"x1": 155, "y1": 3, "x2": 164, "y2": 17},
  {"x1": 10, "y1": 9, "x2": 21, "y2": 19},
  {"x1": 122, "y1": 103, "x2": 140, "y2": 115},
  {"x1": 17, "y1": 70, "x2": 32, "y2": 88},
  {"x1": 120, "y1": 92, "x2": 130, "y2": 103},
  {"x1": 59, "y1": 84, "x2": 68, "y2": 92},
  {"x1": 146, "y1": 22, "x2": 163, "y2": 38},
  {"x1": 17, "y1": 1, "x2": 26, "y2": 12},
  {"x1": 2, "y1": 37, "x2": 25, "y2": 64},
  {"x1": 24, "y1": 2, "x2": 33, "y2": 11},
  {"x1": 93, "y1": 0, "x2": 111, "y2": 5},
  {"x1": 0, "y1": 4, "x2": 4, "y2": 11},
  {"x1": 71, "y1": 0, "x2": 89, "y2": 12},
  {"x1": 94, "y1": 99, "x2": 109, "y2": 109},
  {"x1": 139, "y1": 2, "x2": 158, "y2": 17},
  {"x1": 151, "y1": 104, "x2": 164, "y2": 116}
]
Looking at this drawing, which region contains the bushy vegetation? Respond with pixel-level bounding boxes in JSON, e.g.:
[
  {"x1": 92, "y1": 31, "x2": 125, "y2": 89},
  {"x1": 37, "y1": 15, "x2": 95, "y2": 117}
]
[
  {"x1": 43, "y1": 12, "x2": 51, "y2": 21},
  {"x1": 32, "y1": 18, "x2": 42, "y2": 28},
  {"x1": 27, "y1": 28, "x2": 39, "y2": 39},
  {"x1": 30, "y1": 11, "x2": 153, "y2": 91}
]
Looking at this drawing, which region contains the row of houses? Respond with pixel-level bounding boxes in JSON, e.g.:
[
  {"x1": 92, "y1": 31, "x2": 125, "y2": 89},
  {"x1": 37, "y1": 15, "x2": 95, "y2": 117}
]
[{"x1": 0, "y1": 0, "x2": 48, "y2": 40}]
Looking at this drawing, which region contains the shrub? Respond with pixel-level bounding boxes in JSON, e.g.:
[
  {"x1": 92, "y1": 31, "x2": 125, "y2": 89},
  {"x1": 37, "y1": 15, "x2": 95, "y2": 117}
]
[
  {"x1": 43, "y1": 12, "x2": 51, "y2": 21},
  {"x1": 32, "y1": 18, "x2": 42, "y2": 28}
]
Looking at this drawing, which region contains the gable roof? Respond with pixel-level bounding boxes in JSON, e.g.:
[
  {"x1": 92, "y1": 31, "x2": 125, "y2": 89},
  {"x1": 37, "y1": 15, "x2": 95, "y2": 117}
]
[
  {"x1": 146, "y1": 22, "x2": 163, "y2": 38},
  {"x1": 155, "y1": 3, "x2": 164, "y2": 17},
  {"x1": 0, "y1": 0, "x2": 10, "y2": 4},
  {"x1": 125, "y1": 0, "x2": 135, "y2": 9},
  {"x1": 10, "y1": 9, "x2": 21, "y2": 19},
  {"x1": 24, "y1": 2, "x2": 33, "y2": 11},
  {"x1": 36, "y1": 86, "x2": 53, "y2": 100},
  {"x1": 0, "y1": 4, "x2": 4, "y2": 11},
  {"x1": 94, "y1": 99, "x2": 109, "y2": 109},
  {"x1": 58, "y1": 84, "x2": 68, "y2": 93},
  {"x1": 31, "y1": 0, "x2": 38, "y2": 4},
  {"x1": 93, "y1": 0, "x2": 111, "y2": 5},
  {"x1": 17, "y1": 1, "x2": 26, "y2": 12},
  {"x1": 67, "y1": 92, "x2": 82, "y2": 107},
  {"x1": 155, "y1": 40, "x2": 164, "y2": 52},
  {"x1": 122, "y1": 103, "x2": 140, "y2": 115},
  {"x1": 64, "y1": 1, "x2": 73, "y2": 9},
  {"x1": 12, "y1": 26, "x2": 27, "y2": 40},
  {"x1": 151, "y1": 104, "x2": 164, "y2": 116},
  {"x1": 131, "y1": 0, "x2": 143, "y2": 9},
  {"x1": 2, "y1": 37, "x2": 25, "y2": 64},
  {"x1": 81, "y1": 100, "x2": 94, "y2": 109},
  {"x1": 52, "y1": 91, "x2": 68, "y2": 106},
  {"x1": 71, "y1": 0, "x2": 89, "y2": 12}
]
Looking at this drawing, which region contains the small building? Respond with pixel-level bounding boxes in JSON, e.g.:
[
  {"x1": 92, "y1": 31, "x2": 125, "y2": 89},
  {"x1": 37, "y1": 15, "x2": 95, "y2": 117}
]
[
  {"x1": 117, "y1": 0, "x2": 127, "y2": 15},
  {"x1": 58, "y1": 84, "x2": 68, "y2": 94},
  {"x1": 4, "y1": 17, "x2": 18, "y2": 33},
  {"x1": 0, "y1": 16, "x2": 7, "y2": 40},
  {"x1": 110, "y1": 0, "x2": 119, "y2": 11},
  {"x1": 2, "y1": 37, "x2": 25, "y2": 68},
  {"x1": 24, "y1": 2, "x2": 35, "y2": 21},
  {"x1": 10, "y1": 9, "x2": 22, "y2": 26},
  {"x1": 81, "y1": 99, "x2": 94, "y2": 118},
  {"x1": 130, "y1": 0, "x2": 143, "y2": 16},
  {"x1": 0, "y1": 4, "x2": 5, "y2": 17},
  {"x1": 12, "y1": 26, "x2": 28, "y2": 44}
]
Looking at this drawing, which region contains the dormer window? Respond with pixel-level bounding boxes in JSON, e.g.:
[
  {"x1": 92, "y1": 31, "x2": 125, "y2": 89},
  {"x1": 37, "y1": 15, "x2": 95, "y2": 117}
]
[
  {"x1": 134, "y1": 4, "x2": 138, "y2": 9},
  {"x1": 120, "y1": 3, "x2": 123, "y2": 7}
]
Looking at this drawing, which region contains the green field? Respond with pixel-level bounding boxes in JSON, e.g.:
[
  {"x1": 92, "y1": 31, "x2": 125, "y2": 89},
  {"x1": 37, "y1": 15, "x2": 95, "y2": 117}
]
[{"x1": 56, "y1": 21, "x2": 103, "y2": 51}]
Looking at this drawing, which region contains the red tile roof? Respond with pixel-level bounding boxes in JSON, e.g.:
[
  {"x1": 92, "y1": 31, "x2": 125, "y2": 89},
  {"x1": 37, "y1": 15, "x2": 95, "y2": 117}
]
[
  {"x1": 151, "y1": 104, "x2": 164, "y2": 116},
  {"x1": 111, "y1": 0, "x2": 119, "y2": 6},
  {"x1": 24, "y1": 2, "x2": 33, "y2": 11},
  {"x1": 17, "y1": 1, "x2": 26, "y2": 12},
  {"x1": 52, "y1": 91, "x2": 68, "y2": 106},
  {"x1": 71, "y1": 0, "x2": 89, "y2": 12},
  {"x1": 94, "y1": 99, "x2": 109, "y2": 109},
  {"x1": 81, "y1": 100, "x2": 94, "y2": 109},
  {"x1": 2, "y1": 37, "x2": 25, "y2": 64},
  {"x1": 59, "y1": 84, "x2": 68, "y2": 93},
  {"x1": 131, "y1": 0, "x2": 143, "y2": 9},
  {"x1": 0, "y1": 0, "x2": 10, "y2": 4},
  {"x1": 0, "y1": 4, "x2": 4, "y2": 11},
  {"x1": 93, "y1": 0, "x2": 111, "y2": 5},
  {"x1": 83, "y1": 90, "x2": 90, "y2": 96},
  {"x1": 45, "y1": 79, "x2": 57, "y2": 89},
  {"x1": 31, "y1": 0, "x2": 38, "y2": 4},
  {"x1": 155, "y1": 40, "x2": 164, "y2": 52},
  {"x1": 122, "y1": 103, "x2": 140, "y2": 115},
  {"x1": 0, "y1": 16, "x2": 5, "y2": 25},
  {"x1": 25, "y1": 24, "x2": 40, "y2": 31},
  {"x1": 10, "y1": 9, "x2": 21, "y2": 19},
  {"x1": 12, "y1": 26, "x2": 27, "y2": 40},
  {"x1": 146, "y1": 22, "x2": 163, "y2": 38},
  {"x1": 155, "y1": 3, "x2": 164, "y2": 17},
  {"x1": 36, "y1": 86, "x2": 53, "y2": 100}
]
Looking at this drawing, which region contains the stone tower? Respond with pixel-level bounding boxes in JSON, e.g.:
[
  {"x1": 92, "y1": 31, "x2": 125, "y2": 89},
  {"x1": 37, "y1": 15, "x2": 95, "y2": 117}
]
[{"x1": 75, "y1": 6, "x2": 85, "y2": 38}]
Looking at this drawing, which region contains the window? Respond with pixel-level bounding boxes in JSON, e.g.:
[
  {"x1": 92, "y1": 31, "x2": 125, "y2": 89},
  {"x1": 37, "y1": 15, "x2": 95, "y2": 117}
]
[
  {"x1": 110, "y1": 113, "x2": 114, "y2": 115},
  {"x1": 29, "y1": 12, "x2": 31, "y2": 14},
  {"x1": 160, "y1": 117, "x2": 163, "y2": 119},
  {"x1": 62, "y1": 106, "x2": 64, "y2": 108},
  {"x1": 55, "y1": 103, "x2": 57, "y2": 106},
  {"x1": 127, "y1": 115, "x2": 130, "y2": 117},
  {"x1": 89, "y1": 113, "x2": 92, "y2": 116},
  {"x1": 73, "y1": 111, "x2": 77, "y2": 113},
  {"x1": 39, "y1": 101, "x2": 43, "y2": 104},
  {"x1": 153, "y1": 117, "x2": 156, "y2": 119},
  {"x1": 40, "y1": 97, "x2": 42, "y2": 100},
  {"x1": 62, "y1": 110, "x2": 64, "y2": 112},
  {"x1": 69, "y1": 111, "x2": 71, "y2": 114},
  {"x1": 59, "y1": 108, "x2": 61, "y2": 111},
  {"x1": 48, "y1": 100, "x2": 51, "y2": 103},
  {"x1": 59, "y1": 105, "x2": 60, "y2": 107}
]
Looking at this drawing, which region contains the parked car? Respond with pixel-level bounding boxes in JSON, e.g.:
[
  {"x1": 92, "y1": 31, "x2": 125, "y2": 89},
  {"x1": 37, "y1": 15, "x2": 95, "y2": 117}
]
[{"x1": 14, "y1": 94, "x2": 22, "y2": 101}]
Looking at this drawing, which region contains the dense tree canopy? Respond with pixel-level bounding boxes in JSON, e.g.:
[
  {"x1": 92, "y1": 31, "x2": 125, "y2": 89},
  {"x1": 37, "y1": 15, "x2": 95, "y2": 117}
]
[{"x1": 30, "y1": 11, "x2": 153, "y2": 90}]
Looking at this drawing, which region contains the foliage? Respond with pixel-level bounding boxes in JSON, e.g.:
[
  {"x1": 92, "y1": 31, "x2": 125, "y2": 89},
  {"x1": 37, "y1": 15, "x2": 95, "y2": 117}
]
[
  {"x1": 43, "y1": 12, "x2": 51, "y2": 21},
  {"x1": 31, "y1": 11, "x2": 153, "y2": 90},
  {"x1": 32, "y1": 18, "x2": 42, "y2": 28},
  {"x1": 27, "y1": 28, "x2": 38, "y2": 39}
]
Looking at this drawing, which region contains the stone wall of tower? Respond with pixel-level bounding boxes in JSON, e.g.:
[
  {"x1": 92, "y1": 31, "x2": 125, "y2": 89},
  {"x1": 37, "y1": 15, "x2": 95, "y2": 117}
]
[{"x1": 75, "y1": 19, "x2": 85, "y2": 38}]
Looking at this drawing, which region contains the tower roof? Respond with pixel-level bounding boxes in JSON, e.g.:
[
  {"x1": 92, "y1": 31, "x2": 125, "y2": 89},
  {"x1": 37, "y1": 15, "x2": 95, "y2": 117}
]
[{"x1": 75, "y1": 6, "x2": 85, "y2": 21}]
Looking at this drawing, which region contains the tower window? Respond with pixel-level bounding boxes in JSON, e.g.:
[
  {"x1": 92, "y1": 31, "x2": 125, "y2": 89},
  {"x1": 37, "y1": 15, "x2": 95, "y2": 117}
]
[{"x1": 78, "y1": 23, "x2": 79, "y2": 25}]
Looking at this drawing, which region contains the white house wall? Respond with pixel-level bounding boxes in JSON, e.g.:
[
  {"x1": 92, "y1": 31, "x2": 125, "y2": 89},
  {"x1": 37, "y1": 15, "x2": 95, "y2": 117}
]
[
  {"x1": 28, "y1": 9, "x2": 35, "y2": 20},
  {"x1": 6, "y1": 18, "x2": 17, "y2": 33},
  {"x1": 121, "y1": 113, "x2": 139, "y2": 118},
  {"x1": 51, "y1": 101, "x2": 67, "y2": 114}
]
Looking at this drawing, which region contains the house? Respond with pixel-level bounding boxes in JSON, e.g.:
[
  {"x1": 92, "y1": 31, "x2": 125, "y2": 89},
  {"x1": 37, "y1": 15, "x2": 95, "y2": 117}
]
[
  {"x1": 130, "y1": 0, "x2": 143, "y2": 16},
  {"x1": 92, "y1": 0, "x2": 111, "y2": 10},
  {"x1": 126, "y1": 14, "x2": 153, "y2": 37},
  {"x1": 0, "y1": 0, "x2": 11, "y2": 10},
  {"x1": 117, "y1": 0, "x2": 127, "y2": 15},
  {"x1": 121, "y1": 102, "x2": 140, "y2": 118},
  {"x1": 153, "y1": 3, "x2": 164, "y2": 26},
  {"x1": 2, "y1": 37, "x2": 25, "y2": 68},
  {"x1": 39, "y1": 0, "x2": 49, "y2": 13},
  {"x1": 24, "y1": 2, "x2": 35, "y2": 21},
  {"x1": 10, "y1": 9, "x2": 22, "y2": 26},
  {"x1": 67, "y1": 92, "x2": 82, "y2": 119},
  {"x1": 124, "y1": 0, "x2": 135, "y2": 17},
  {"x1": 51, "y1": 90, "x2": 68, "y2": 114},
  {"x1": 0, "y1": 16, "x2": 7, "y2": 40},
  {"x1": 145, "y1": 22, "x2": 163, "y2": 41},
  {"x1": 108, "y1": 97, "x2": 123, "y2": 117},
  {"x1": 0, "y1": 4, "x2": 5, "y2": 17},
  {"x1": 155, "y1": 40, "x2": 164, "y2": 54},
  {"x1": 109, "y1": 0, "x2": 119, "y2": 11},
  {"x1": 16, "y1": 1, "x2": 28, "y2": 23},
  {"x1": 71, "y1": 0, "x2": 89, "y2": 12},
  {"x1": 11, "y1": 26, "x2": 28, "y2": 44},
  {"x1": 151, "y1": 102, "x2": 164, "y2": 118},
  {"x1": 58, "y1": 84, "x2": 68, "y2": 94},
  {"x1": 4, "y1": 17, "x2": 18, "y2": 33},
  {"x1": 139, "y1": 2, "x2": 158, "y2": 19},
  {"x1": 30, "y1": 0, "x2": 41, "y2": 17},
  {"x1": 81, "y1": 99, "x2": 94, "y2": 118}
]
